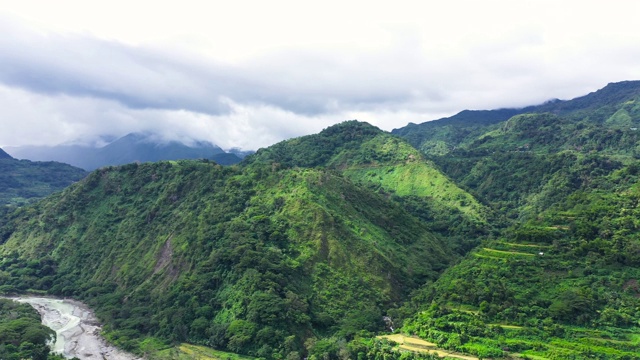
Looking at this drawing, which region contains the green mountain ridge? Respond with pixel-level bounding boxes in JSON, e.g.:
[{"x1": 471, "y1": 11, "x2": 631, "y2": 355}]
[
  {"x1": 389, "y1": 81, "x2": 640, "y2": 359},
  {"x1": 391, "y1": 80, "x2": 640, "y2": 220},
  {"x1": 393, "y1": 80, "x2": 640, "y2": 157},
  {"x1": 400, "y1": 165, "x2": 640, "y2": 359},
  {"x1": 0, "y1": 122, "x2": 473, "y2": 358},
  {"x1": 0, "y1": 154, "x2": 87, "y2": 213},
  {"x1": 248, "y1": 121, "x2": 490, "y2": 249},
  {"x1": 2, "y1": 81, "x2": 640, "y2": 360}
]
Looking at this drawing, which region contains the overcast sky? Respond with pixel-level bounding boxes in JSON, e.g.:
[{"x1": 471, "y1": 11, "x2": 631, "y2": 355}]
[{"x1": 1, "y1": 0, "x2": 639, "y2": 150}]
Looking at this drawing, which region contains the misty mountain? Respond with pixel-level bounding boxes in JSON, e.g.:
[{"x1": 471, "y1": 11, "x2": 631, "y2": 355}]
[{"x1": 6, "y1": 133, "x2": 243, "y2": 170}]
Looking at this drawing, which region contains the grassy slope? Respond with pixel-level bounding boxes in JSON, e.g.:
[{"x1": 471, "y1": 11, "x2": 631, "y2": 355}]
[
  {"x1": 391, "y1": 82, "x2": 640, "y2": 223},
  {"x1": 330, "y1": 134, "x2": 486, "y2": 223},
  {"x1": 402, "y1": 176, "x2": 640, "y2": 358}
]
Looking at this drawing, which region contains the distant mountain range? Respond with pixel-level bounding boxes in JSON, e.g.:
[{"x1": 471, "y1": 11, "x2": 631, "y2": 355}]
[{"x1": 6, "y1": 132, "x2": 247, "y2": 170}]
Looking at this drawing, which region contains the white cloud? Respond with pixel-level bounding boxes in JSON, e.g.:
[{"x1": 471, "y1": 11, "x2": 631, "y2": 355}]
[
  {"x1": 0, "y1": 85, "x2": 338, "y2": 149},
  {"x1": 0, "y1": 1, "x2": 639, "y2": 149}
]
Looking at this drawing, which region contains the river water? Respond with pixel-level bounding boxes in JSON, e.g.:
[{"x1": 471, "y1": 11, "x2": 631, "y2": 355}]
[{"x1": 9, "y1": 296, "x2": 141, "y2": 360}]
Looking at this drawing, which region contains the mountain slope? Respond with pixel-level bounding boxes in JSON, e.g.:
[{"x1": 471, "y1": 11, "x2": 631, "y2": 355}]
[
  {"x1": 391, "y1": 81, "x2": 640, "y2": 220},
  {"x1": 401, "y1": 163, "x2": 640, "y2": 359},
  {"x1": 384, "y1": 81, "x2": 640, "y2": 359},
  {"x1": 393, "y1": 80, "x2": 640, "y2": 157},
  {"x1": 392, "y1": 108, "x2": 530, "y2": 155},
  {"x1": 0, "y1": 156, "x2": 454, "y2": 358},
  {"x1": 534, "y1": 80, "x2": 640, "y2": 115},
  {"x1": 0, "y1": 155, "x2": 87, "y2": 209},
  {"x1": 247, "y1": 121, "x2": 490, "y2": 249}
]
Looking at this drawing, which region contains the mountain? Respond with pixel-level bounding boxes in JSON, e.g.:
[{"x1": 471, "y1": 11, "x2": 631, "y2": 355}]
[
  {"x1": 386, "y1": 81, "x2": 640, "y2": 359},
  {"x1": 533, "y1": 80, "x2": 640, "y2": 115},
  {"x1": 247, "y1": 121, "x2": 491, "y2": 251},
  {"x1": 3, "y1": 81, "x2": 640, "y2": 360},
  {"x1": 6, "y1": 133, "x2": 243, "y2": 170},
  {"x1": 392, "y1": 81, "x2": 640, "y2": 219},
  {"x1": 0, "y1": 122, "x2": 474, "y2": 359},
  {"x1": 0, "y1": 149, "x2": 87, "y2": 210},
  {"x1": 399, "y1": 161, "x2": 640, "y2": 359},
  {"x1": 392, "y1": 80, "x2": 640, "y2": 157},
  {"x1": 94, "y1": 133, "x2": 226, "y2": 166}
]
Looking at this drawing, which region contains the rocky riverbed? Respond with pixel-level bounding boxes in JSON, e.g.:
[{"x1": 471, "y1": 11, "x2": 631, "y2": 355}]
[{"x1": 10, "y1": 296, "x2": 141, "y2": 360}]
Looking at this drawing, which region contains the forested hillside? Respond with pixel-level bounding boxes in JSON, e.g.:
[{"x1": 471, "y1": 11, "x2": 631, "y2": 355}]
[
  {"x1": 248, "y1": 121, "x2": 491, "y2": 252},
  {"x1": 390, "y1": 81, "x2": 640, "y2": 359},
  {"x1": 0, "y1": 151, "x2": 87, "y2": 215},
  {"x1": 1, "y1": 82, "x2": 640, "y2": 360},
  {"x1": 0, "y1": 122, "x2": 477, "y2": 359},
  {"x1": 393, "y1": 81, "x2": 640, "y2": 157}
]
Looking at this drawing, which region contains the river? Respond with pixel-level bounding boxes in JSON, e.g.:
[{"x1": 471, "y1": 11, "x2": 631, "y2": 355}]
[{"x1": 9, "y1": 296, "x2": 141, "y2": 360}]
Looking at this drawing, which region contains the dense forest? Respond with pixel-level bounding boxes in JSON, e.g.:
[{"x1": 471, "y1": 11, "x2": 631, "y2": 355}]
[
  {"x1": 0, "y1": 153, "x2": 86, "y2": 217},
  {"x1": 1, "y1": 81, "x2": 640, "y2": 359},
  {"x1": 390, "y1": 81, "x2": 640, "y2": 359},
  {"x1": 0, "y1": 123, "x2": 473, "y2": 359}
]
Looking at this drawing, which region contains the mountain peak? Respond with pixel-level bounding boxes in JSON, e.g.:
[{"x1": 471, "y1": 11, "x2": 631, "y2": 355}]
[
  {"x1": 247, "y1": 120, "x2": 385, "y2": 168},
  {"x1": 578, "y1": 80, "x2": 640, "y2": 104},
  {"x1": 319, "y1": 119, "x2": 382, "y2": 136},
  {"x1": 533, "y1": 80, "x2": 640, "y2": 114}
]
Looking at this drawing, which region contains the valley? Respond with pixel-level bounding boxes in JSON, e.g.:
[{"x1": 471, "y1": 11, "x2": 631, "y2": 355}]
[{"x1": 1, "y1": 81, "x2": 640, "y2": 359}]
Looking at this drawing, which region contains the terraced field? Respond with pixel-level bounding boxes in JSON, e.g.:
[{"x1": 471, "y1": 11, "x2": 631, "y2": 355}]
[
  {"x1": 377, "y1": 335, "x2": 479, "y2": 360},
  {"x1": 153, "y1": 344, "x2": 257, "y2": 360},
  {"x1": 473, "y1": 241, "x2": 549, "y2": 260}
]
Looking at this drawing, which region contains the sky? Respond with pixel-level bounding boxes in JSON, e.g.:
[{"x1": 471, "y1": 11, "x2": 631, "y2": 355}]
[{"x1": 1, "y1": 0, "x2": 639, "y2": 150}]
